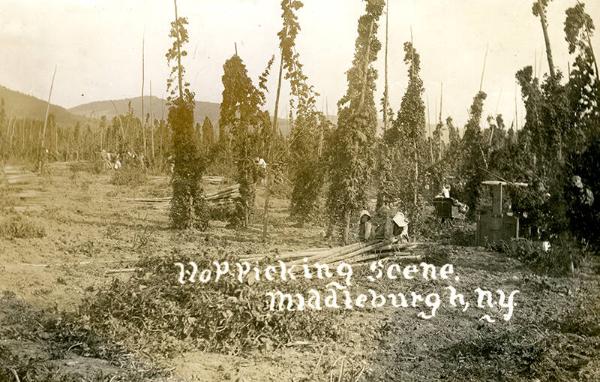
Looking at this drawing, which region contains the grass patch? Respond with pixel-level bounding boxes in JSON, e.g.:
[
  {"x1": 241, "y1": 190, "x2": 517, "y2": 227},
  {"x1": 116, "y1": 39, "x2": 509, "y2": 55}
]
[
  {"x1": 419, "y1": 216, "x2": 475, "y2": 246},
  {"x1": 68, "y1": 160, "x2": 104, "y2": 175},
  {"x1": 110, "y1": 165, "x2": 147, "y2": 187},
  {"x1": 0, "y1": 292, "x2": 166, "y2": 381},
  {"x1": 0, "y1": 214, "x2": 46, "y2": 239},
  {"x1": 500, "y1": 238, "x2": 581, "y2": 276}
]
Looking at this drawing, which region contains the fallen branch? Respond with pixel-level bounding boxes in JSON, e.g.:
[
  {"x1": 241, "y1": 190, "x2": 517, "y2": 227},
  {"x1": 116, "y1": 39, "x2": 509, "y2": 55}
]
[
  {"x1": 9, "y1": 368, "x2": 20, "y2": 382},
  {"x1": 105, "y1": 268, "x2": 142, "y2": 274},
  {"x1": 348, "y1": 254, "x2": 423, "y2": 266}
]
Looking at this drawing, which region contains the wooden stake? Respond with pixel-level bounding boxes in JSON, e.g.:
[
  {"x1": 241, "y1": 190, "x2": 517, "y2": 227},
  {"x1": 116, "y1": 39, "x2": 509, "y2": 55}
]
[
  {"x1": 38, "y1": 65, "x2": 57, "y2": 174},
  {"x1": 141, "y1": 34, "x2": 147, "y2": 159},
  {"x1": 439, "y1": 82, "x2": 443, "y2": 160},
  {"x1": 514, "y1": 83, "x2": 519, "y2": 131},
  {"x1": 262, "y1": 43, "x2": 286, "y2": 242},
  {"x1": 383, "y1": 0, "x2": 389, "y2": 133},
  {"x1": 410, "y1": 27, "x2": 418, "y2": 206},
  {"x1": 173, "y1": 0, "x2": 184, "y2": 99},
  {"x1": 479, "y1": 44, "x2": 488, "y2": 92},
  {"x1": 106, "y1": 268, "x2": 141, "y2": 274},
  {"x1": 150, "y1": 80, "x2": 155, "y2": 160},
  {"x1": 535, "y1": 1, "x2": 556, "y2": 80},
  {"x1": 427, "y1": 93, "x2": 433, "y2": 163},
  {"x1": 439, "y1": 82, "x2": 443, "y2": 123}
]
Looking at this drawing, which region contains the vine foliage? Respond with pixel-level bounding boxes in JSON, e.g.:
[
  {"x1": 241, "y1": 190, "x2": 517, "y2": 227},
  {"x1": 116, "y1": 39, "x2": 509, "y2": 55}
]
[{"x1": 166, "y1": 7, "x2": 209, "y2": 230}]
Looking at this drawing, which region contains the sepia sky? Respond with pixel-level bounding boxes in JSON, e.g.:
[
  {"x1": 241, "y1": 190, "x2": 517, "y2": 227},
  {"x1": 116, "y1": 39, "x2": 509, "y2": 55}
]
[{"x1": 1, "y1": 0, "x2": 599, "y2": 127}]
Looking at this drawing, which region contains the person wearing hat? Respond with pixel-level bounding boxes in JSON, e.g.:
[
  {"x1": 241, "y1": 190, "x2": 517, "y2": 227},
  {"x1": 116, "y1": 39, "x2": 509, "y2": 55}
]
[
  {"x1": 391, "y1": 212, "x2": 410, "y2": 242},
  {"x1": 370, "y1": 205, "x2": 410, "y2": 243},
  {"x1": 358, "y1": 209, "x2": 373, "y2": 242},
  {"x1": 372, "y1": 204, "x2": 393, "y2": 241}
]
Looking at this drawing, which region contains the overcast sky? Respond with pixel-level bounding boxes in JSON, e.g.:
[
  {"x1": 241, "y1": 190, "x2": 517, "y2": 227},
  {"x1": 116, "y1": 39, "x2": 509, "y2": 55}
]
[{"x1": 1, "y1": 0, "x2": 599, "y2": 127}]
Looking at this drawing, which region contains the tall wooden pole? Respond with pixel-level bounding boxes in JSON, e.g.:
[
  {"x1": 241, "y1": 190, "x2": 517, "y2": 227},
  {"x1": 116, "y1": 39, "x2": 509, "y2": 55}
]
[
  {"x1": 262, "y1": 46, "x2": 285, "y2": 242},
  {"x1": 99, "y1": 114, "x2": 103, "y2": 151},
  {"x1": 479, "y1": 44, "x2": 488, "y2": 92},
  {"x1": 55, "y1": 118, "x2": 58, "y2": 158},
  {"x1": 174, "y1": 0, "x2": 184, "y2": 100},
  {"x1": 383, "y1": 0, "x2": 389, "y2": 133},
  {"x1": 514, "y1": 83, "x2": 519, "y2": 131},
  {"x1": 141, "y1": 34, "x2": 147, "y2": 158},
  {"x1": 8, "y1": 117, "x2": 15, "y2": 156},
  {"x1": 534, "y1": 1, "x2": 556, "y2": 80},
  {"x1": 150, "y1": 80, "x2": 155, "y2": 160},
  {"x1": 427, "y1": 94, "x2": 433, "y2": 163},
  {"x1": 410, "y1": 27, "x2": 418, "y2": 206},
  {"x1": 439, "y1": 82, "x2": 443, "y2": 122},
  {"x1": 39, "y1": 65, "x2": 57, "y2": 173},
  {"x1": 439, "y1": 82, "x2": 443, "y2": 160}
]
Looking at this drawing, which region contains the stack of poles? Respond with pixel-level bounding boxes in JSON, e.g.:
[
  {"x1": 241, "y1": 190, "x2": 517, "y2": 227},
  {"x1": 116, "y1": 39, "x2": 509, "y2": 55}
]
[{"x1": 240, "y1": 241, "x2": 424, "y2": 267}]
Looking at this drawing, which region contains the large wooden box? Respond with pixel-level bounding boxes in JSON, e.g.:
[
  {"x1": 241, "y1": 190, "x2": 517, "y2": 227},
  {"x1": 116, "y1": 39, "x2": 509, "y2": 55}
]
[
  {"x1": 433, "y1": 198, "x2": 459, "y2": 219},
  {"x1": 477, "y1": 212, "x2": 520, "y2": 245}
]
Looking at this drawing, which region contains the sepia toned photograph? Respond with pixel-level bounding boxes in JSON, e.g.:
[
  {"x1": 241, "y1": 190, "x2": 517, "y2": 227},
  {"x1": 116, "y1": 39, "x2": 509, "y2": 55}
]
[{"x1": 1, "y1": 0, "x2": 599, "y2": 381}]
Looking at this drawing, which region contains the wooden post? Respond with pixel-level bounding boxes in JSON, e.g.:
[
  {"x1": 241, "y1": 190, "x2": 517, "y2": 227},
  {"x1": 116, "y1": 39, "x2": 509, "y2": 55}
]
[
  {"x1": 383, "y1": 0, "x2": 389, "y2": 133},
  {"x1": 173, "y1": 0, "x2": 184, "y2": 100},
  {"x1": 39, "y1": 65, "x2": 57, "y2": 174},
  {"x1": 55, "y1": 119, "x2": 58, "y2": 158},
  {"x1": 150, "y1": 80, "x2": 155, "y2": 160},
  {"x1": 262, "y1": 44, "x2": 285, "y2": 243},
  {"x1": 410, "y1": 28, "x2": 418, "y2": 206},
  {"x1": 8, "y1": 117, "x2": 15, "y2": 156},
  {"x1": 479, "y1": 44, "x2": 488, "y2": 92},
  {"x1": 427, "y1": 93, "x2": 433, "y2": 163},
  {"x1": 439, "y1": 82, "x2": 443, "y2": 160},
  {"x1": 99, "y1": 116, "x2": 103, "y2": 152},
  {"x1": 534, "y1": 1, "x2": 556, "y2": 80},
  {"x1": 141, "y1": 35, "x2": 147, "y2": 159}
]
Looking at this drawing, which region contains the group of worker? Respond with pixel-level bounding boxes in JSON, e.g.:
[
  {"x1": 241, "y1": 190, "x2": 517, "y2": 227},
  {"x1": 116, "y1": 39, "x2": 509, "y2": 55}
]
[
  {"x1": 357, "y1": 182, "x2": 474, "y2": 242},
  {"x1": 101, "y1": 149, "x2": 147, "y2": 170},
  {"x1": 358, "y1": 205, "x2": 410, "y2": 243}
]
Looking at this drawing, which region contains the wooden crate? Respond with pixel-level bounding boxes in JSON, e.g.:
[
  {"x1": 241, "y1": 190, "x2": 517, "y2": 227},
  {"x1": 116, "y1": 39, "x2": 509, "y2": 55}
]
[
  {"x1": 477, "y1": 212, "x2": 520, "y2": 245},
  {"x1": 433, "y1": 198, "x2": 459, "y2": 219}
]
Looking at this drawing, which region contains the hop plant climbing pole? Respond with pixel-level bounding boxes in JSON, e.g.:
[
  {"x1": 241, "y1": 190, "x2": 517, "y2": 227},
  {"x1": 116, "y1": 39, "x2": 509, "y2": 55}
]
[
  {"x1": 167, "y1": 0, "x2": 209, "y2": 230},
  {"x1": 326, "y1": 0, "x2": 384, "y2": 244}
]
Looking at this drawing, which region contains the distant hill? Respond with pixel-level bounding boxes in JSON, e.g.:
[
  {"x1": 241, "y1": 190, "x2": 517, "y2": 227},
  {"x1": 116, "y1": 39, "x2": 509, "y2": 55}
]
[
  {"x1": 69, "y1": 96, "x2": 221, "y2": 128},
  {"x1": 0, "y1": 86, "x2": 339, "y2": 136},
  {"x1": 0, "y1": 85, "x2": 85, "y2": 125},
  {"x1": 69, "y1": 96, "x2": 306, "y2": 136}
]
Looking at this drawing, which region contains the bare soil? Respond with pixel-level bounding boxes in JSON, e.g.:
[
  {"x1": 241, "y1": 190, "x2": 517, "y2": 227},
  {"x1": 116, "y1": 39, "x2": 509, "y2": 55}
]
[{"x1": 1, "y1": 161, "x2": 598, "y2": 381}]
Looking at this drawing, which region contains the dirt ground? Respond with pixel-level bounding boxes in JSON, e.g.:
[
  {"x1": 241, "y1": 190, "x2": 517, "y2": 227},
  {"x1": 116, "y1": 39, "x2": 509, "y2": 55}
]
[{"x1": 1, "y1": 161, "x2": 599, "y2": 381}]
